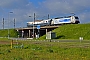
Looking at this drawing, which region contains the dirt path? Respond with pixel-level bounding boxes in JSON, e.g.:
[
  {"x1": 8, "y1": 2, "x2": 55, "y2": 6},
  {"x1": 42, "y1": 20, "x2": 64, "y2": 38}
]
[{"x1": 0, "y1": 41, "x2": 10, "y2": 44}]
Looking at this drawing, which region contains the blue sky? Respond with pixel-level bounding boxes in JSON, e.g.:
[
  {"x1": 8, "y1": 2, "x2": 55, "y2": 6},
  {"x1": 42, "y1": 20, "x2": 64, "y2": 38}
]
[
  {"x1": 0, "y1": 0, "x2": 90, "y2": 29},
  {"x1": 29, "y1": 0, "x2": 44, "y2": 6}
]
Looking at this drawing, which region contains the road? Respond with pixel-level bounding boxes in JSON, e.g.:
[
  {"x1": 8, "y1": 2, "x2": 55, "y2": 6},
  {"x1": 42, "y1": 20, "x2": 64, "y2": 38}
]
[{"x1": 9, "y1": 38, "x2": 90, "y2": 43}]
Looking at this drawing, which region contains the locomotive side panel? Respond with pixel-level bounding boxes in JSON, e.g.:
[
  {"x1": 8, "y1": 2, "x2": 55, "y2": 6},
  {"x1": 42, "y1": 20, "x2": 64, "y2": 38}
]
[
  {"x1": 51, "y1": 18, "x2": 71, "y2": 25},
  {"x1": 27, "y1": 16, "x2": 80, "y2": 27}
]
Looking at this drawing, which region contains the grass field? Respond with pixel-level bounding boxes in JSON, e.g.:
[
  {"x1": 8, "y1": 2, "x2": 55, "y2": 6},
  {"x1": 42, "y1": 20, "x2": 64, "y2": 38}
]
[
  {"x1": 0, "y1": 29, "x2": 18, "y2": 38},
  {"x1": 40, "y1": 24, "x2": 90, "y2": 40},
  {"x1": 0, "y1": 39, "x2": 90, "y2": 60},
  {"x1": 0, "y1": 23, "x2": 90, "y2": 60}
]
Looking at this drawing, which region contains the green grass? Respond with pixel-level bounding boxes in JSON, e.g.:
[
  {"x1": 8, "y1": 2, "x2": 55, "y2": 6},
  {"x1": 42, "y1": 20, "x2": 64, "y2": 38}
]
[
  {"x1": 40, "y1": 24, "x2": 90, "y2": 40},
  {"x1": 0, "y1": 29, "x2": 18, "y2": 38},
  {"x1": 1, "y1": 24, "x2": 90, "y2": 60},
  {"x1": 0, "y1": 40, "x2": 90, "y2": 60}
]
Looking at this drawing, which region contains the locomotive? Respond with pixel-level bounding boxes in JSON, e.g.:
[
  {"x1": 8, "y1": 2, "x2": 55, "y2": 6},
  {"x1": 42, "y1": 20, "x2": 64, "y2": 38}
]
[{"x1": 27, "y1": 16, "x2": 80, "y2": 27}]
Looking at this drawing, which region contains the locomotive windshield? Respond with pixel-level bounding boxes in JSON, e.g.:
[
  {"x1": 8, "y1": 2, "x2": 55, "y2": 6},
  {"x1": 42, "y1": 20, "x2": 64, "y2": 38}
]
[{"x1": 75, "y1": 17, "x2": 79, "y2": 19}]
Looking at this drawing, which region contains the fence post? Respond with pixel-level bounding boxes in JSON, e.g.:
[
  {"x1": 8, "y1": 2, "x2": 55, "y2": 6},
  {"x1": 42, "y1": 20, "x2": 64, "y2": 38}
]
[{"x1": 11, "y1": 40, "x2": 13, "y2": 49}]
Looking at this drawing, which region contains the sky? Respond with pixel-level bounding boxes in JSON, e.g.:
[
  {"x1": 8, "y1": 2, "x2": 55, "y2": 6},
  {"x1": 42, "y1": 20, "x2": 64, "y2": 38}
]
[{"x1": 0, "y1": 0, "x2": 90, "y2": 29}]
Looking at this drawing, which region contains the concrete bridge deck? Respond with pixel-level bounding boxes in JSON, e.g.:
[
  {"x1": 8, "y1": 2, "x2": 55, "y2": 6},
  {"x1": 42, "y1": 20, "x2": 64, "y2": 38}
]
[
  {"x1": 16, "y1": 26, "x2": 59, "y2": 30},
  {"x1": 15, "y1": 26, "x2": 60, "y2": 38}
]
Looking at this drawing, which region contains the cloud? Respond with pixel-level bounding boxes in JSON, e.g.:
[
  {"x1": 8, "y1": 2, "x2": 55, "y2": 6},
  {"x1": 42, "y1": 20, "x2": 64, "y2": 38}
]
[
  {"x1": 79, "y1": 12, "x2": 90, "y2": 23},
  {"x1": 0, "y1": 0, "x2": 90, "y2": 28},
  {"x1": 42, "y1": 0, "x2": 90, "y2": 13},
  {"x1": 40, "y1": 0, "x2": 90, "y2": 22},
  {"x1": 0, "y1": 0, "x2": 29, "y2": 9},
  {"x1": 0, "y1": 0, "x2": 34, "y2": 28}
]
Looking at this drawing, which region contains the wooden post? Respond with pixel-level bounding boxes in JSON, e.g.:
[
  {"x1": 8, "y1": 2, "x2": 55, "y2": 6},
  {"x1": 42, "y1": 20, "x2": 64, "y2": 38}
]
[
  {"x1": 11, "y1": 40, "x2": 13, "y2": 49},
  {"x1": 46, "y1": 29, "x2": 47, "y2": 39}
]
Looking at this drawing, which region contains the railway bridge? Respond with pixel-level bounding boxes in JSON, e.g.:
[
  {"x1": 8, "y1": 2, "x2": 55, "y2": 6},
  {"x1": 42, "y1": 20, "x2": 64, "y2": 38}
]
[{"x1": 15, "y1": 26, "x2": 59, "y2": 38}]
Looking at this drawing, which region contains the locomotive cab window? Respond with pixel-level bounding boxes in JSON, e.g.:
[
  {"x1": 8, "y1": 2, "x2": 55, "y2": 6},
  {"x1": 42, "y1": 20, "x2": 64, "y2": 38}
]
[{"x1": 75, "y1": 17, "x2": 79, "y2": 19}]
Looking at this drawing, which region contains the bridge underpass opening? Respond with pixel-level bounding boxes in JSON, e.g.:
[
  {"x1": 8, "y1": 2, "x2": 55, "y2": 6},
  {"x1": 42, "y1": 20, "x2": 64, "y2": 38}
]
[
  {"x1": 20, "y1": 29, "x2": 54, "y2": 38},
  {"x1": 18, "y1": 29, "x2": 46, "y2": 38},
  {"x1": 40, "y1": 29, "x2": 46, "y2": 36}
]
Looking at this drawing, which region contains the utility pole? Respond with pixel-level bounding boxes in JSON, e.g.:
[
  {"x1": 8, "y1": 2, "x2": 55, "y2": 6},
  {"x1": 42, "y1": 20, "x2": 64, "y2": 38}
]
[
  {"x1": 33, "y1": 13, "x2": 35, "y2": 38},
  {"x1": 29, "y1": 13, "x2": 36, "y2": 39},
  {"x1": 48, "y1": 14, "x2": 50, "y2": 19},
  {"x1": 14, "y1": 18, "x2": 15, "y2": 29},
  {"x1": 3, "y1": 18, "x2": 4, "y2": 29},
  {"x1": 8, "y1": 12, "x2": 13, "y2": 39}
]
